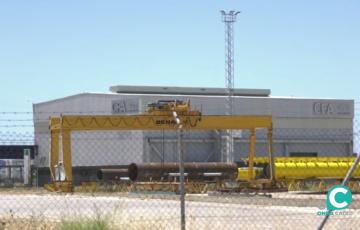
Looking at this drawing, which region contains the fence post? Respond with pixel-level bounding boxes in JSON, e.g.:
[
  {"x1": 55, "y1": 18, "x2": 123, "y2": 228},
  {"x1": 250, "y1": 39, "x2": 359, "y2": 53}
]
[
  {"x1": 178, "y1": 129, "x2": 185, "y2": 230},
  {"x1": 173, "y1": 110, "x2": 186, "y2": 230},
  {"x1": 23, "y1": 148, "x2": 31, "y2": 186}
]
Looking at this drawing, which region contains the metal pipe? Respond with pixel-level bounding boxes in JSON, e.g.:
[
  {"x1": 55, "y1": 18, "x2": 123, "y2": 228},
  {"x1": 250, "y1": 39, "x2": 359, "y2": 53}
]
[
  {"x1": 203, "y1": 172, "x2": 223, "y2": 177},
  {"x1": 168, "y1": 173, "x2": 189, "y2": 177},
  {"x1": 97, "y1": 168, "x2": 128, "y2": 181},
  {"x1": 128, "y1": 162, "x2": 238, "y2": 181}
]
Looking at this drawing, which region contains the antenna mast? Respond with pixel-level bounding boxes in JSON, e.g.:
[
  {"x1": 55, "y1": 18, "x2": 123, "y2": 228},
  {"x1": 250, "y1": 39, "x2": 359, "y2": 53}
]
[{"x1": 221, "y1": 10, "x2": 240, "y2": 162}]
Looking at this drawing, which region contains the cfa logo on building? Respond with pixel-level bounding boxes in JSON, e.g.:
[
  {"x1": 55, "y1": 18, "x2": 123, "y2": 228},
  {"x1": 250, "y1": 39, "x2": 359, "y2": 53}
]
[{"x1": 317, "y1": 185, "x2": 353, "y2": 216}]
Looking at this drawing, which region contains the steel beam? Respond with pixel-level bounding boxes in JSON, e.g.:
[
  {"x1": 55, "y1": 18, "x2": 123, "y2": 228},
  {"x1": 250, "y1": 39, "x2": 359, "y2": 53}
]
[{"x1": 54, "y1": 115, "x2": 272, "y2": 131}]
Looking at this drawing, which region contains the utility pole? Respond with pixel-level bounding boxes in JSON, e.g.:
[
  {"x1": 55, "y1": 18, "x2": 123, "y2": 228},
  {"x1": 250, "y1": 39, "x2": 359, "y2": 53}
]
[{"x1": 221, "y1": 10, "x2": 240, "y2": 162}]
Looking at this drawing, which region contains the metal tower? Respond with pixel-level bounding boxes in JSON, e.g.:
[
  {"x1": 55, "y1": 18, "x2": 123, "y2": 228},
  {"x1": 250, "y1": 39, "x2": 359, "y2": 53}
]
[{"x1": 221, "y1": 10, "x2": 240, "y2": 163}]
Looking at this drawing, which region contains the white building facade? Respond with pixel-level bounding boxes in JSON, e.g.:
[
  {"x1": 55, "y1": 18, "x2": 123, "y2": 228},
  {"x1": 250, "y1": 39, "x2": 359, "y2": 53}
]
[{"x1": 33, "y1": 86, "x2": 354, "y2": 184}]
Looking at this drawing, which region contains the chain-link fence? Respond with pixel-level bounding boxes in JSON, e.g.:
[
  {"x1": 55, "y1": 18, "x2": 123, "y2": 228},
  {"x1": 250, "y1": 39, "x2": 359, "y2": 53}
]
[{"x1": 0, "y1": 108, "x2": 359, "y2": 230}]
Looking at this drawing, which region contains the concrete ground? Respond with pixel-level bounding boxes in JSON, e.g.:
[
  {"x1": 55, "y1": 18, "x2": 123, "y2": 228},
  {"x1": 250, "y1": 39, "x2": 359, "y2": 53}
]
[{"x1": 0, "y1": 192, "x2": 359, "y2": 230}]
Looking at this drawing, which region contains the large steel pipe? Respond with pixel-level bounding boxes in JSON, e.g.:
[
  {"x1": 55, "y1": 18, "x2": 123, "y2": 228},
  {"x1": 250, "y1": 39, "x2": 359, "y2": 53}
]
[
  {"x1": 128, "y1": 162, "x2": 238, "y2": 181},
  {"x1": 97, "y1": 168, "x2": 129, "y2": 181}
]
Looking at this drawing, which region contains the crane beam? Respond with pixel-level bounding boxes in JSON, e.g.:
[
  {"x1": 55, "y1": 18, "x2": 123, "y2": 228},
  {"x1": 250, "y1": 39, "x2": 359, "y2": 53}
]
[
  {"x1": 47, "y1": 113, "x2": 273, "y2": 192},
  {"x1": 50, "y1": 115, "x2": 272, "y2": 131}
]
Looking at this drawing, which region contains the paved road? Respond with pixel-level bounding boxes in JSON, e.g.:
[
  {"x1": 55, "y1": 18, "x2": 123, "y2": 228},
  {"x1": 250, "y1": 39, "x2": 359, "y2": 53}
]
[{"x1": 0, "y1": 194, "x2": 359, "y2": 229}]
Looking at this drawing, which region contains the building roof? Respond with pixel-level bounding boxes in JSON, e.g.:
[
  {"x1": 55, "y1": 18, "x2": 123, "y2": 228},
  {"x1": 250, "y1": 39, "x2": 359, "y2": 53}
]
[{"x1": 109, "y1": 85, "x2": 271, "y2": 97}]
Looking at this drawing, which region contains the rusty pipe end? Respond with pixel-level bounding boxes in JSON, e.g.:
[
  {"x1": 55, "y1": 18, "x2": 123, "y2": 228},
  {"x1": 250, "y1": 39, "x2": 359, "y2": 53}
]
[
  {"x1": 97, "y1": 170, "x2": 103, "y2": 180},
  {"x1": 128, "y1": 163, "x2": 138, "y2": 181}
]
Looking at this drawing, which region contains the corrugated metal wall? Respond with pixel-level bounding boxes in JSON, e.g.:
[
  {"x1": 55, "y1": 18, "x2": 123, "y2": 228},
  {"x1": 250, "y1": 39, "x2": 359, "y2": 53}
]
[{"x1": 33, "y1": 93, "x2": 354, "y2": 168}]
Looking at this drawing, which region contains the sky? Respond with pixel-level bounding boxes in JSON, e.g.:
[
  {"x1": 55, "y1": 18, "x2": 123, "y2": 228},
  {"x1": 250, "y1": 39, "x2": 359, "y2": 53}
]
[{"x1": 0, "y1": 1, "x2": 359, "y2": 135}]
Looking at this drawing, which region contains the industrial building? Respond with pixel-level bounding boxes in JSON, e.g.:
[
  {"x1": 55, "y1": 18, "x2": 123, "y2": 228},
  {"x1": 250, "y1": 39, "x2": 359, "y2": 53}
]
[
  {"x1": 0, "y1": 145, "x2": 36, "y2": 185},
  {"x1": 33, "y1": 85, "x2": 354, "y2": 185}
]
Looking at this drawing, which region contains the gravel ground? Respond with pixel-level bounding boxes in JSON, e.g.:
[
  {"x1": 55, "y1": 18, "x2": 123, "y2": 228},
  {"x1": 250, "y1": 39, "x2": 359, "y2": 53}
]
[{"x1": 0, "y1": 191, "x2": 359, "y2": 229}]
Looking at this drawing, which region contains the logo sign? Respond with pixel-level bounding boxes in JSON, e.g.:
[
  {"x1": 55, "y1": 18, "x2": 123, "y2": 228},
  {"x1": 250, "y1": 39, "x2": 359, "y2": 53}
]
[
  {"x1": 313, "y1": 102, "x2": 351, "y2": 116},
  {"x1": 155, "y1": 120, "x2": 177, "y2": 126},
  {"x1": 112, "y1": 99, "x2": 139, "y2": 114},
  {"x1": 326, "y1": 185, "x2": 352, "y2": 211},
  {"x1": 313, "y1": 103, "x2": 334, "y2": 115}
]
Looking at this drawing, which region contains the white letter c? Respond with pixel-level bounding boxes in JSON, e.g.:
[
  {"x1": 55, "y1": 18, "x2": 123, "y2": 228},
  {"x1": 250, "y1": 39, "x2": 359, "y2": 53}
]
[{"x1": 329, "y1": 187, "x2": 348, "y2": 209}]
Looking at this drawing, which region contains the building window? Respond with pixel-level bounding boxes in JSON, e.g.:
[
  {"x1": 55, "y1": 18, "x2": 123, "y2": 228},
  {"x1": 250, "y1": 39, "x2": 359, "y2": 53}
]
[{"x1": 289, "y1": 152, "x2": 318, "y2": 157}]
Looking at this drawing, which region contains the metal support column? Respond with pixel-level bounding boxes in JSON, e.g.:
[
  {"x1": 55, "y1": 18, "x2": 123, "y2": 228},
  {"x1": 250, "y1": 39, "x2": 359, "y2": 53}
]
[
  {"x1": 248, "y1": 128, "x2": 255, "y2": 180},
  {"x1": 62, "y1": 129, "x2": 72, "y2": 182},
  {"x1": 267, "y1": 127, "x2": 275, "y2": 182},
  {"x1": 49, "y1": 126, "x2": 59, "y2": 181}
]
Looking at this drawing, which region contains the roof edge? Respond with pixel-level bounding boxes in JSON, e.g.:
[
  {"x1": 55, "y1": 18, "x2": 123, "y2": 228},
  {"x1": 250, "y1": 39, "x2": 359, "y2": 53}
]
[
  {"x1": 33, "y1": 92, "x2": 117, "y2": 106},
  {"x1": 109, "y1": 85, "x2": 271, "y2": 97}
]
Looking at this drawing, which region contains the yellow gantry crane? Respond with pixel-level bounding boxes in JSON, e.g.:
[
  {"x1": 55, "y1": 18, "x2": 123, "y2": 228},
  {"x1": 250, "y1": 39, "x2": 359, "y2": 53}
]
[{"x1": 46, "y1": 100, "x2": 274, "y2": 192}]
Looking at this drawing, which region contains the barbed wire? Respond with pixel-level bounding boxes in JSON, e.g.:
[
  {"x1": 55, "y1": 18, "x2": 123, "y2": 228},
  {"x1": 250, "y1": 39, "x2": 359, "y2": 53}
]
[
  {"x1": 0, "y1": 111, "x2": 113, "y2": 115},
  {"x1": 0, "y1": 105, "x2": 357, "y2": 114},
  {"x1": 0, "y1": 119, "x2": 33, "y2": 121},
  {"x1": 0, "y1": 134, "x2": 358, "y2": 141},
  {"x1": 0, "y1": 129, "x2": 358, "y2": 134},
  {"x1": 0, "y1": 125, "x2": 34, "y2": 128}
]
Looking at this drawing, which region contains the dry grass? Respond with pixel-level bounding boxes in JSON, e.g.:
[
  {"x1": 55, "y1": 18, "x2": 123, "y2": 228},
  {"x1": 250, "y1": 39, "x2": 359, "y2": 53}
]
[
  {"x1": 0, "y1": 208, "x2": 167, "y2": 230},
  {"x1": 0, "y1": 211, "x2": 56, "y2": 230},
  {"x1": 0, "y1": 217, "x2": 167, "y2": 230}
]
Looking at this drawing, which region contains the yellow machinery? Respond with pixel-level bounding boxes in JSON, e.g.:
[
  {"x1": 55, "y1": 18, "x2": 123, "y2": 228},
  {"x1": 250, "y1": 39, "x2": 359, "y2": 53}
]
[
  {"x1": 237, "y1": 157, "x2": 360, "y2": 180},
  {"x1": 146, "y1": 100, "x2": 201, "y2": 117},
  {"x1": 237, "y1": 157, "x2": 360, "y2": 192},
  {"x1": 46, "y1": 100, "x2": 275, "y2": 192}
]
